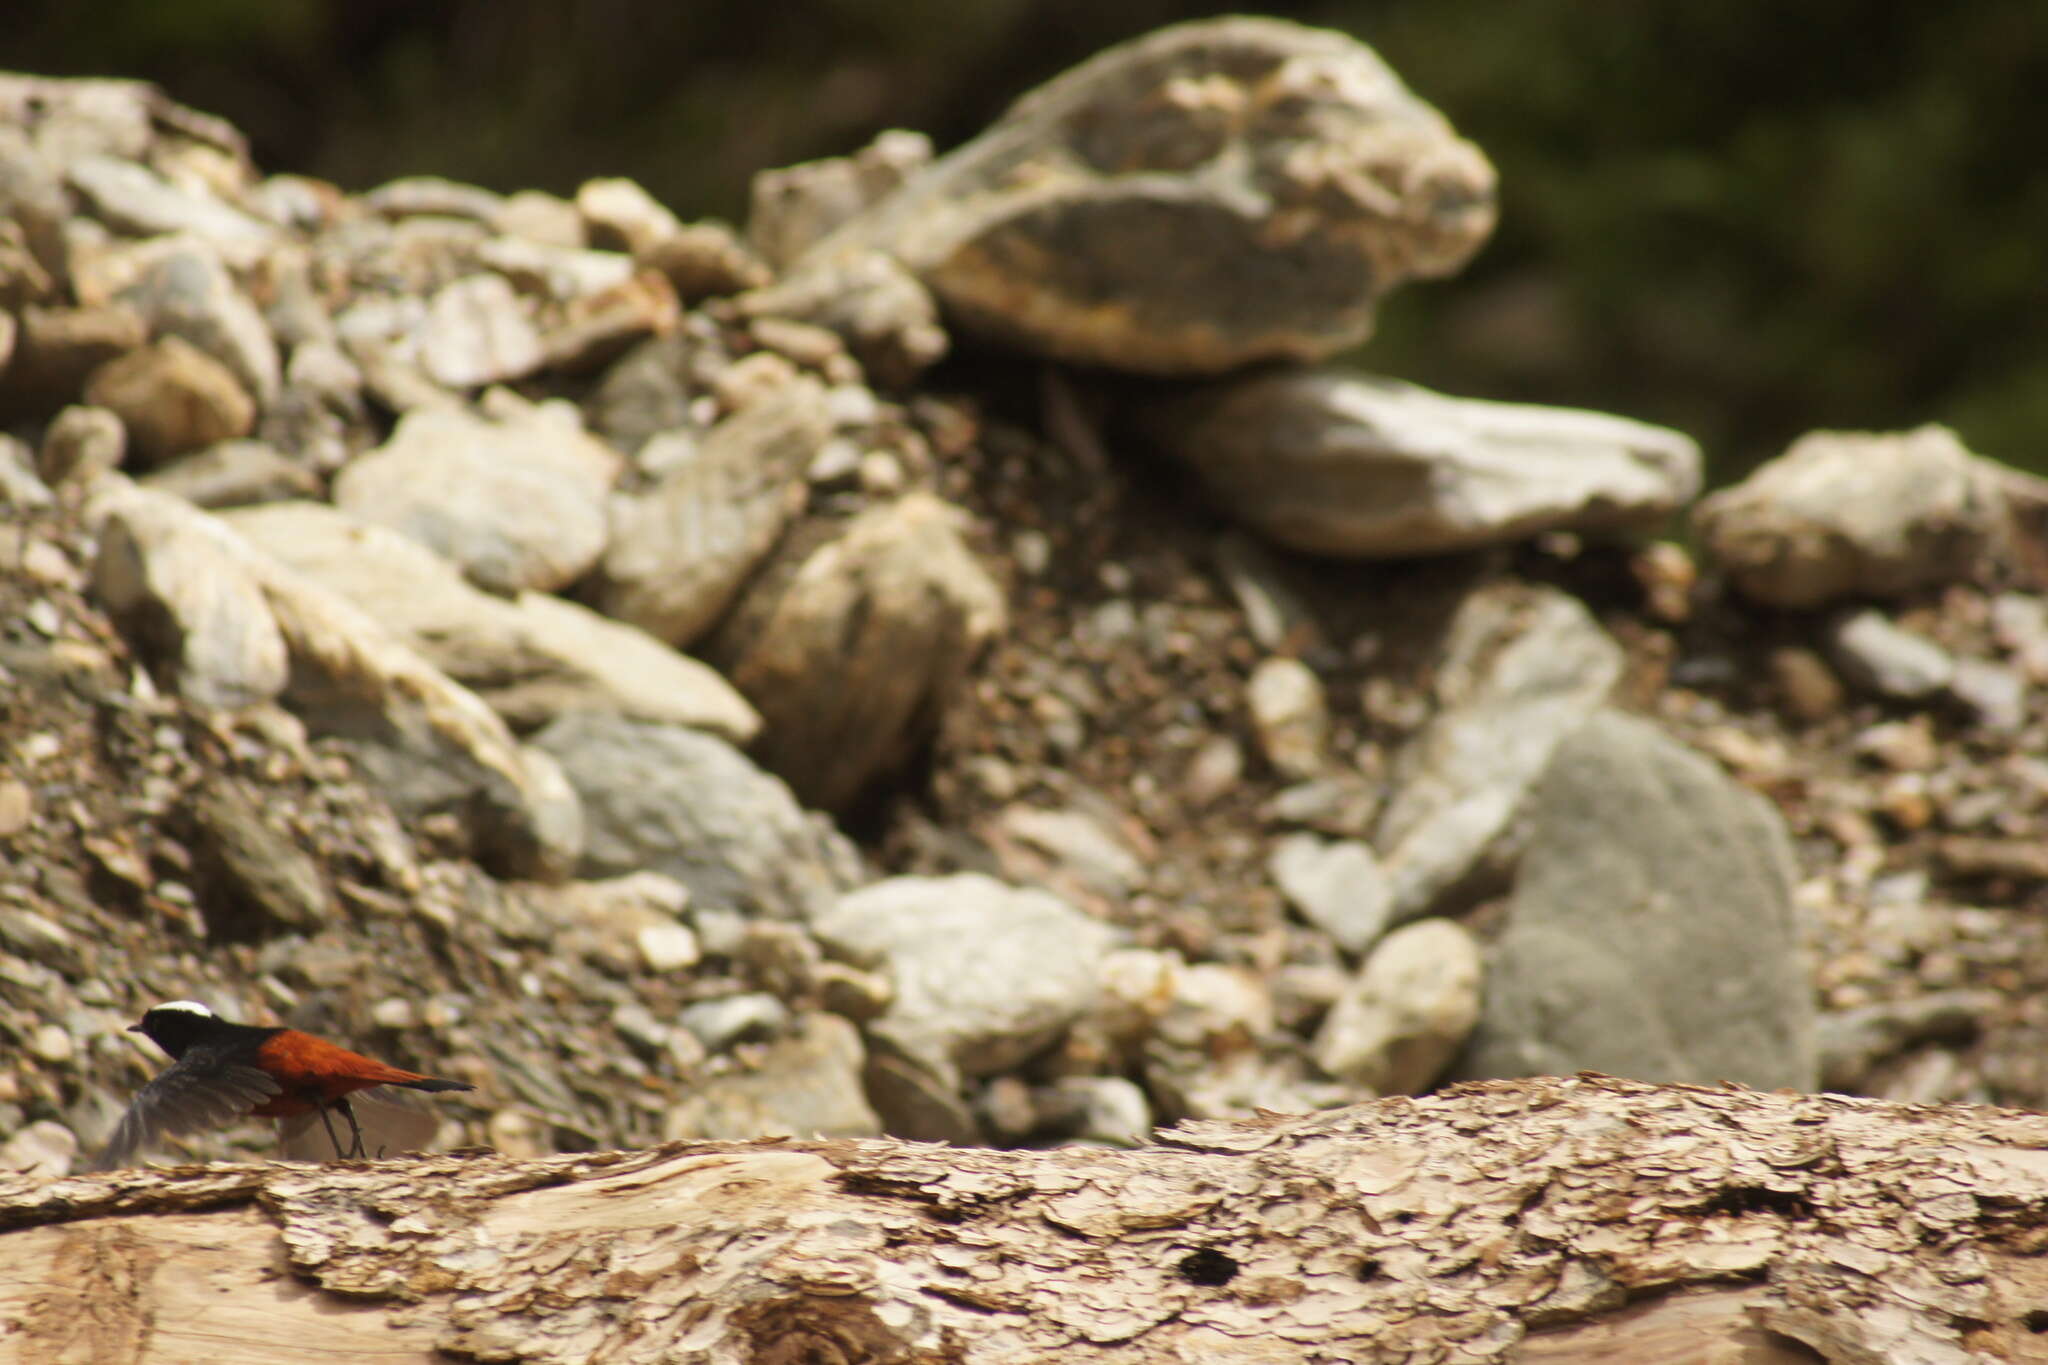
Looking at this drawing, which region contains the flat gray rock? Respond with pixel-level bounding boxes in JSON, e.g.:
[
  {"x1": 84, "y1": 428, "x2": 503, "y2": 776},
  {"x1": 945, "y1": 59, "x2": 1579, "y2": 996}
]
[
  {"x1": 1133, "y1": 369, "x2": 1701, "y2": 556},
  {"x1": 141, "y1": 438, "x2": 320, "y2": 509},
  {"x1": 531, "y1": 712, "x2": 860, "y2": 919},
  {"x1": 65, "y1": 154, "x2": 275, "y2": 266},
  {"x1": 812, "y1": 17, "x2": 1495, "y2": 375},
  {"x1": 813, "y1": 872, "x2": 1115, "y2": 1084},
  {"x1": 1456, "y1": 709, "x2": 1818, "y2": 1091},
  {"x1": 1826, "y1": 607, "x2": 1956, "y2": 700}
]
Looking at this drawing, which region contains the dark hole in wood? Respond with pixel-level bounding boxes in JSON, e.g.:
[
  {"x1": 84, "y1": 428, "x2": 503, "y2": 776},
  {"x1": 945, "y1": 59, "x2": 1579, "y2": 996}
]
[
  {"x1": 1702, "y1": 1184, "x2": 1815, "y2": 1221},
  {"x1": 1177, "y1": 1248, "x2": 1239, "y2": 1287}
]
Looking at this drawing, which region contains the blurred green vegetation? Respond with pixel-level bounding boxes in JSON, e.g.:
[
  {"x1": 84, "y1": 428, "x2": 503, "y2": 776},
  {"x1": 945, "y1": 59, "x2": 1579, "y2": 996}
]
[{"x1": 10, "y1": 0, "x2": 2043, "y2": 481}]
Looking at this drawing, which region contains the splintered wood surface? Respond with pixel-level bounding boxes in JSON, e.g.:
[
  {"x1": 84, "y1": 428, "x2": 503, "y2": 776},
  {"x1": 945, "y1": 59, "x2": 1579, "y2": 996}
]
[{"x1": 7, "y1": 1075, "x2": 2048, "y2": 1363}]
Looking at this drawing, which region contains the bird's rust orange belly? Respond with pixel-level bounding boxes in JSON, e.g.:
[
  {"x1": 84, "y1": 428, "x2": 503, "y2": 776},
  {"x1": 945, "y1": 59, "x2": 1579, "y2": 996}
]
[{"x1": 249, "y1": 1030, "x2": 435, "y2": 1115}]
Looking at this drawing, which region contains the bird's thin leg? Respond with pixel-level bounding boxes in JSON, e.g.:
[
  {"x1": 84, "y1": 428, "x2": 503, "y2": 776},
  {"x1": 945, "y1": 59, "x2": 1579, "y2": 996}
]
[
  {"x1": 316, "y1": 1104, "x2": 346, "y2": 1159},
  {"x1": 337, "y1": 1098, "x2": 366, "y2": 1159}
]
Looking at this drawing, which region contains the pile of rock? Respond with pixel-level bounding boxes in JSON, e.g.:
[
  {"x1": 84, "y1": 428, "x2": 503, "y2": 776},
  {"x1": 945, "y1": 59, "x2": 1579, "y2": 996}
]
[{"x1": 5, "y1": 19, "x2": 2047, "y2": 1173}]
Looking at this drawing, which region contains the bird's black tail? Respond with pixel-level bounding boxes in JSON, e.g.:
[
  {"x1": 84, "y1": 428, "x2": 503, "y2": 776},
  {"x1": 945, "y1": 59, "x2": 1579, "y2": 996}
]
[{"x1": 399, "y1": 1077, "x2": 475, "y2": 1094}]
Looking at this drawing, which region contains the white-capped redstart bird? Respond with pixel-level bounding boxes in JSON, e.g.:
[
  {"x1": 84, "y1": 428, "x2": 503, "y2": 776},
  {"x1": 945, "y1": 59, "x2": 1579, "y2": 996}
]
[{"x1": 89, "y1": 1000, "x2": 474, "y2": 1170}]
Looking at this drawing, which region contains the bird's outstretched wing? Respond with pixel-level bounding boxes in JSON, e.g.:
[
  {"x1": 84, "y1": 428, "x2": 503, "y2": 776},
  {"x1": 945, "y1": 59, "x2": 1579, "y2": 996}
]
[{"x1": 87, "y1": 1058, "x2": 281, "y2": 1171}]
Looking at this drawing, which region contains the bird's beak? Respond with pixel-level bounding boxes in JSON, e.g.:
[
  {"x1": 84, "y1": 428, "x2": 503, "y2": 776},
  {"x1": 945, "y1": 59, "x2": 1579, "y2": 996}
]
[{"x1": 127, "y1": 1023, "x2": 144, "y2": 1033}]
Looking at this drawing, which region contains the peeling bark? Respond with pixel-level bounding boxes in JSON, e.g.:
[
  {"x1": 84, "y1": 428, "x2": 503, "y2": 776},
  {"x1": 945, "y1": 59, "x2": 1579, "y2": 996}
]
[{"x1": 7, "y1": 1076, "x2": 2048, "y2": 1363}]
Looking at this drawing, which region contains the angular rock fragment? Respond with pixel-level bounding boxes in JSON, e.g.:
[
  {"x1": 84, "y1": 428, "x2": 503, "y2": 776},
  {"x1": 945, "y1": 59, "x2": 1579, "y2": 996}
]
[
  {"x1": 141, "y1": 438, "x2": 320, "y2": 509},
  {"x1": 664, "y1": 1013, "x2": 880, "y2": 1140},
  {"x1": 90, "y1": 482, "x2": 581, "y2": 881},
  {"x1": 576, "y1": 176, "x2": 683, "y2": 257},
  {"x1": 1133, "y1": 369, "x2": 1701, "y2": 556},
  {"x1": 413, "y1": 273, "x2": 544, "y2": 388},
  {"x1": 363, "y1": 174, "x2": 505, "y2": 222},
  {"x1": 539, "y1": 270, "x2": 680, "y2": 373},
  {"x1": 1313, "y1": 917, "x2": 1480, "y2": 1093},
  {"x1": 994, "y1": 804, "x2": 1148, "y2": 902},
  {"x1": 736, "y1": 249, "x2": 946, "y2": 388},
  {"x1": 333, "y1": 396, "x2": 620, "y2": 594},
  {"x1": 65, "y1": 154, "x2": 275, "y2": 265},
  {"x1": 709, "y1": 492, "x2": 1005, "y2": 810},
  {"x1": 640, "y1": 221, "x2": 773, "y2": 302},
  {"x1": 594, "y1": 375, "x2": 830, "y2": 645},
  {"x1": 1245, "y1": 655, "x2": 1329, "y2": 778},
  {"x1": 1694, "y1": 425, "x2": 2048, "y2": 609},
  {"x1": 1268, "y1": 834, "x2": 1393, "y2": 955},
  {"x1": 37, "y1": 405, "x2": 126, "y2": 487},
  {"x1": 0, "y1": 435, "x2": 51, "y2": 508},
  {"x1": 1375, "y1": 580, "x2": 1624, "y2": 921},
  {"x1": 226, "y1": 500, "x2": 758, "y2": 740},
  {"x1": 117, "y1": 245, "x2": 280, "y2": 405},
  {"x1": 748, "y1": 129, "x2": 934, "y2": 269},
  {"x1": 191, "y1": 778, "x2": 332, "y2": 931},
  {"x1": 1826, "y1": 607, "x2": 1955, "y2": 701},
  {"x1": 85, "y1": 335, "x2": 255, "y2": 463},
  {"x1": 585, "y1": 328, "x2": 719, "y2": 455},
  {"x1": 1, "y1": 305, "x2": 147, "y2": 417},
  {"x1": 91, "y1": 481, "x2": 289, "y2": 710}
]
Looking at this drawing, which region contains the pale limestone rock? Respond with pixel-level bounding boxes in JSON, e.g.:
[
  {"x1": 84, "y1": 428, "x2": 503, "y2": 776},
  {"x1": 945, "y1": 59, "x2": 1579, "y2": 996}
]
[
  {"x1": 333, "y1": 396, "x2": 620, "y2": 594},
  {"x1": 1134, "y1": 369, "x2": 1701, "y2": 556},
  {"x1": 1694, "y1": 424, "x2": 2045, "y2": 609},
  {"x1": 1313, "y1": 917, "x2": 1481, "y2": 1093},
  {"x1": 224, "y1": 500, "x2": 757, "y2": 741}
]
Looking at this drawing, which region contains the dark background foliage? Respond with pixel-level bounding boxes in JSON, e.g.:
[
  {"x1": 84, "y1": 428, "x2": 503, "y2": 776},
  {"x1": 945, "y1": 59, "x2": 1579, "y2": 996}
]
[{"x1": 10, "y1": 0, "x2": 2043, "y2": 482}]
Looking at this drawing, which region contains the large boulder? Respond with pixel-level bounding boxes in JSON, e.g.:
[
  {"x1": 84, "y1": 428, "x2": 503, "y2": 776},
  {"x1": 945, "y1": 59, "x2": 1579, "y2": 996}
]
[{"x1": 797, "y1": 17, "x2": 1496, "y2": 375}]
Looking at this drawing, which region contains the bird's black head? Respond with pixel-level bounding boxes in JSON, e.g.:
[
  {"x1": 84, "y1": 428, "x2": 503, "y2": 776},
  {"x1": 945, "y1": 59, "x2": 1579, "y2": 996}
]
[{"x1": 129, "y1": 1000, "x2": 225, "y2": 1059}]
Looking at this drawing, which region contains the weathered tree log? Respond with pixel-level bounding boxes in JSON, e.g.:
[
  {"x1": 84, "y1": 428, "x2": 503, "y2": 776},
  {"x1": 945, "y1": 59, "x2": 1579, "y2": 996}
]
[{"x1": 6, "y1": 1075, "x2": 2048, "y2": 1363}]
